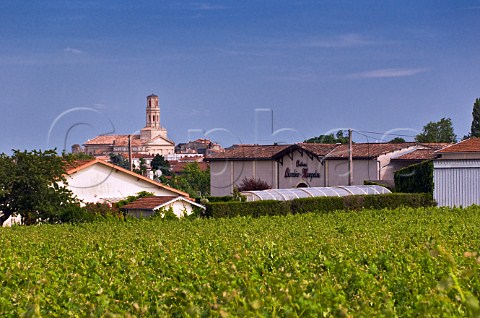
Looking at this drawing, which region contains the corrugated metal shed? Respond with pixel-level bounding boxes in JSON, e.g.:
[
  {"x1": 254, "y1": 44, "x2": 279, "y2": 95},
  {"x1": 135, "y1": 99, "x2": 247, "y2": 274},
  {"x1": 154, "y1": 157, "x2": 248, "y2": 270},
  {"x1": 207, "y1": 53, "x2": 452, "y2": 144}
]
[
  {"x1": 433, "y1": 159, "x2": 480, "y2": 207},
  {"x1": 242, "y1": 185, "x2": 391, "y2": 202}
]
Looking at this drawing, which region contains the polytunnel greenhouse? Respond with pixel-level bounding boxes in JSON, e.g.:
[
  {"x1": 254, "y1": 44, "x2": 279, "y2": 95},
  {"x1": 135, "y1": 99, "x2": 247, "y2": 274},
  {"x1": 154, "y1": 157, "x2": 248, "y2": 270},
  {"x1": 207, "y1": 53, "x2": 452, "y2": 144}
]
[{"x1": 241, "y1": 185, "x2": 391, "y2": 202}]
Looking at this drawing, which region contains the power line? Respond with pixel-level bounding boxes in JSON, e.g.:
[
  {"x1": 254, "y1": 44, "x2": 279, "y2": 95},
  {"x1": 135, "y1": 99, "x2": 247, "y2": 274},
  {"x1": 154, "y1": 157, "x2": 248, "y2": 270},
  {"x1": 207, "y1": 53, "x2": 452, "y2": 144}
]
[{"x1": 354, "y1": 130, "x2": 417, "y2": 138}]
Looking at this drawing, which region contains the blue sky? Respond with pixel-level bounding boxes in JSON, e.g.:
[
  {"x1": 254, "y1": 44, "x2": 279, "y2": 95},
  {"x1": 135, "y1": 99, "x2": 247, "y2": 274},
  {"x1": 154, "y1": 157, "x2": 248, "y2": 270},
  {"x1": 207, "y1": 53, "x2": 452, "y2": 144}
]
[{"x1": 1, "y1": 0, "x2": 479, "y2": 154}]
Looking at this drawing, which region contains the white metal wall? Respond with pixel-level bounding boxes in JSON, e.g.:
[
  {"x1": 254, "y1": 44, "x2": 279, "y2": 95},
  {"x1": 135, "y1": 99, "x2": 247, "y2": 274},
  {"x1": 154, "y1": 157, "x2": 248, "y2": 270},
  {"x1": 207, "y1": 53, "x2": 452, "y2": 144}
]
[{"x1": 434, "y1": 160, "x2": 480, "y2": 207}]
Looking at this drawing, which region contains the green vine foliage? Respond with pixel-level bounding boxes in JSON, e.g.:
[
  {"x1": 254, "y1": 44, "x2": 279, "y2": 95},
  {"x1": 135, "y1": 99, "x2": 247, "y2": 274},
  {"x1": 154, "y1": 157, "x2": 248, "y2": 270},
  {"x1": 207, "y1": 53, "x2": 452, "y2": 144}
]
[
  {"x1": 394, "y1": 160, "x2": 434, "y2": 194},
  {"x1": 2, "y1": 206, "x2": 480, "y2": 316}
]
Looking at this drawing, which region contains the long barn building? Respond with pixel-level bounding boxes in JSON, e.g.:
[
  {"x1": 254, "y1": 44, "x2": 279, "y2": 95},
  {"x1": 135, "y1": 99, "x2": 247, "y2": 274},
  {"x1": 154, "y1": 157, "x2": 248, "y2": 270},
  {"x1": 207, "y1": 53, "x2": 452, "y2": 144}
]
[{"x1": 206, "y1": 142, "x2": 448, "y2": 197}]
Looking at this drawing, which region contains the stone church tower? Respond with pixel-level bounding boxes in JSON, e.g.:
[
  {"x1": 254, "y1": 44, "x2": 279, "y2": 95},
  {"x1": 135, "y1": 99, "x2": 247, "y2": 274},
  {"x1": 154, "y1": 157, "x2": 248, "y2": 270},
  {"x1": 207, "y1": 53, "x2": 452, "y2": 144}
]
[
  {"x1": 83, "y1": 93, "x2": 175, "y2": 157},
  {"x1": 140, "y1": 94, "x2": 168, "y2": 141}
]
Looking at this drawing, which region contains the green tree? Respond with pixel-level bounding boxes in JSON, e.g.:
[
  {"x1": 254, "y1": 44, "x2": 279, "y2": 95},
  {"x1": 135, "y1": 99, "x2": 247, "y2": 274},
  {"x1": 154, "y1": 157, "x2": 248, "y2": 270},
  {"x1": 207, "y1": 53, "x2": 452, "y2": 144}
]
[
  {"x1": 305, "y1": 130, "x2": 349, "y2": 144},
  {"x1": 415, "y1": 117, "x2": 457, "y2": 143},
  {"x1": 470, "y1": 98, "x2": 480, "y2": 138},
  {"x1": 165, "y1": 162, "x2": 210, "y2": 197},
  {"x1": 110, "y1": 153, "x2": 130, "y2": 170},
  {"x1": 62, "y1": 151, "x2": 94, "y2": 160},
  {"x1": 388, "y1": 137, "x2": 406, "y2": 143},
  {"x1": 151, "y1": 154, "x2": 171, "y2": 176},
  {"x1": 0, "y1": 149, "x2": 80, "y2": 225}
]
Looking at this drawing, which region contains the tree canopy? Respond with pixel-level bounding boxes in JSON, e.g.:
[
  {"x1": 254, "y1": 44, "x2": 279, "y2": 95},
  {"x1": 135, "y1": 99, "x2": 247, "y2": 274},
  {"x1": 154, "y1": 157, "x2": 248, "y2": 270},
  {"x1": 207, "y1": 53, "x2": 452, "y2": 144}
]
[
  {"x1": 164, "y1": 162, "x2": 210, "y2": 198},
  {"x1": 109, "y1": 153, "x2": 130, "y2": 170},
  {"x1": 151, "y1": 154, "x2": 171, "y2": 176},
  {"x1": 415, "y1": 118, "x2": 456, "y2": 143},
  {"x1": 305, "y1": 130, "x2": 349, "y2": 144},
  {"x1": 388, "y1": 137, "x2": 406, "y2": 143},
  {"x1": 0, "y1": 149, "x2": 80, "y2": 225},
  {"x1": 235, "y1": 177, "x2": 271, "y2": 192}
]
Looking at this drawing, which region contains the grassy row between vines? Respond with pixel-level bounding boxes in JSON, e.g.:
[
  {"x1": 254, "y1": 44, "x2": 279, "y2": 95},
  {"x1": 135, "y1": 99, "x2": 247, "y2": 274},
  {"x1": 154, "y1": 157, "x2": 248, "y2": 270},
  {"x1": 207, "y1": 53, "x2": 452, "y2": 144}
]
[{"x1": 2, "y1": 206, "x2": 480, "y2": 317}]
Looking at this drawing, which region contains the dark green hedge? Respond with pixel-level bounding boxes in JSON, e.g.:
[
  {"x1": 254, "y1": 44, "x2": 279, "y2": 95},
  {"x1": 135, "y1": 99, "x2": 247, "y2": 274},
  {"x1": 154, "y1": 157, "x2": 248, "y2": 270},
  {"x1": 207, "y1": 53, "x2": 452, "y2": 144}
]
[
  {"x1": 290, "y1": 196, "x2": 344, "y2": 214},
  {"x1": 394, "y1": 160, "x2": 434, "y2": 194},
  {"x1": 205, "y1": 193, "x2": 435, "y2": 218}
]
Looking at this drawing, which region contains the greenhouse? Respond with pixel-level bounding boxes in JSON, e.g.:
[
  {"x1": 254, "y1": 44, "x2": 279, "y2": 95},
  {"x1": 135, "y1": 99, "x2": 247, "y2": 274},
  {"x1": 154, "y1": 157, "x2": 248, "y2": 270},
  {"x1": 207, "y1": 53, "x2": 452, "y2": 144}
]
[{"x1": 241, "y1": 185, "x2": 391, "y2": 202}]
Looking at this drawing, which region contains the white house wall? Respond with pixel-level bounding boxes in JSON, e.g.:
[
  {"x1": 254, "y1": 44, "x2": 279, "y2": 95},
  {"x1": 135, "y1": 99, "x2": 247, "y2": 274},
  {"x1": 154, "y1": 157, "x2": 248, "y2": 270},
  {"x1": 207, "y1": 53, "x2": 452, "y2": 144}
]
[
  {"x1": 169, "y1": 200, "x2": 195, "y2": 217},
  {"x1": 127, "y1": 201, "x2": 196, "y2": 218},
  {"x1": 63, "y1": 163, "x2": 178, "y2": 203},
  {"x1": 378, "y1": 146, "x2": 418, "y2": 180}
]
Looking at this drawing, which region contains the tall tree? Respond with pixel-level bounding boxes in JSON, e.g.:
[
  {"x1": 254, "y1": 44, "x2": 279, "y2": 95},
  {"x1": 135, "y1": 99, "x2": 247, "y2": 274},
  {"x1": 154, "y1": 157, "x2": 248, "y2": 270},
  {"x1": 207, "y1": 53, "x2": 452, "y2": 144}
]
[
  {"x1": 470, "y1": 98, "x2": 480, "y2": 138},
  {"x1": 0, "y1": 150, "x2": 80, "y2": 225},
  {"x1": 151, "y1": 154, "x2": 171, "y2": 176},
  {"x1": 415, "y1": 118, "x2": 457, "y2": 143}
]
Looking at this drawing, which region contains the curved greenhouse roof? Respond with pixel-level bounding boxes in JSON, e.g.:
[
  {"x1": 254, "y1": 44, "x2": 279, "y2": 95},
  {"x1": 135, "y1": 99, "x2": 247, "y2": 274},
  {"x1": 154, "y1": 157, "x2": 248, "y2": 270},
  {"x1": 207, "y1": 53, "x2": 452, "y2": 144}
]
[{"x1": 242, "y1": 185, "x2": 391, "y2": 202}]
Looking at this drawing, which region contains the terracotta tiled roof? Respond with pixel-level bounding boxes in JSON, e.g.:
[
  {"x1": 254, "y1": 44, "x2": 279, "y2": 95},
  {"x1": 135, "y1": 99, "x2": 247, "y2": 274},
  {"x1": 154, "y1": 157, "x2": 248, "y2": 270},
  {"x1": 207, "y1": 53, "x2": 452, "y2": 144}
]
[
  {"x1": 436, "y1": 138, "x2": 480, "y2": 153},
  {"x1": 205, "y1": 142, "x2": 451, "y2": 161},
  {"x1": 206, "y1": 144, "x2": 290, "y2": 160},
  {"x1": 418, "y1": 143, "x2": 452, "y2": 150},
  {"x1": 121, "y1": 196, "x2": 179, "y2": 210},
  {"x1": 65, "y1": 158, "x2": 189, "y2": 197},
  {"x1": 84, "y1": 134, "x2": 143, "y2": 146},
  {"x1": 392, "y1": 149, "x2": 439, "y2": 161},
  {"x1": 325, "y1": 143, "x2": 417, "y2": 159},
  {"x1": 131, "y1": 153, "x2": 155, "y2": 159},
  {"x1": 296, "y1": 143, "x2": 340, "y2": 156},
  {"x1": 63, "y1": 159, "x2": 94, "y2": 171}
]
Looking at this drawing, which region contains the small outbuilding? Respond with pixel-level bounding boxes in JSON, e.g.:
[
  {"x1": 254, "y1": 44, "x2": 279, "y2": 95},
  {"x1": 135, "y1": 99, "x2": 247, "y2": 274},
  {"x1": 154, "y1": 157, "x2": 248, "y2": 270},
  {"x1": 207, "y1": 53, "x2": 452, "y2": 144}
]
[
  {"x1": 121, "y1": 196, "x2": 205, "y2": 218},
  {"x1": 434, "y1": 138, "x2": 480, "y2": 207},
  {"x1": 241, "y1": 185, "x2": 391, "y2": 202}
]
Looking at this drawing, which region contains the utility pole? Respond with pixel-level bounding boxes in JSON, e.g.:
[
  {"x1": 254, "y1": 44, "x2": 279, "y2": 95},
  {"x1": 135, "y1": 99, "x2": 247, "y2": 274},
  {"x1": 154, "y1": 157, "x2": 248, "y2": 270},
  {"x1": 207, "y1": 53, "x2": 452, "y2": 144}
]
[
  {"x1": 128, "y1": 134, "x2": 133, "y2": 171},
  {"x1": 348, "y1": 129, "x2": 353, "y2": 186}
]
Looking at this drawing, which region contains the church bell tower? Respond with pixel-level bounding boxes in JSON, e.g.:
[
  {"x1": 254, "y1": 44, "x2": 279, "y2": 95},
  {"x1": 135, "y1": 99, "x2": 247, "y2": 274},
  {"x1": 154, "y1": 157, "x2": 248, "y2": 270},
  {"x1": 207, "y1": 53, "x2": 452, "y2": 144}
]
[
  {"x1": 140, "y1": 93, "x2": 167, "y2": 141},
  {"x1": 146, "y1": 94, "x2": 160, "y2": 128}
]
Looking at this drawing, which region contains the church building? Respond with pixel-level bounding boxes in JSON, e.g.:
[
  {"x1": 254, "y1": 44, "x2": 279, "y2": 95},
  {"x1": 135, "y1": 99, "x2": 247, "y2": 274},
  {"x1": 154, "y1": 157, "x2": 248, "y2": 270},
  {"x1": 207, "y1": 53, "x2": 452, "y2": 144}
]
[{"x1": 81, "y1": 94, "x2": 175, "y2": 157}]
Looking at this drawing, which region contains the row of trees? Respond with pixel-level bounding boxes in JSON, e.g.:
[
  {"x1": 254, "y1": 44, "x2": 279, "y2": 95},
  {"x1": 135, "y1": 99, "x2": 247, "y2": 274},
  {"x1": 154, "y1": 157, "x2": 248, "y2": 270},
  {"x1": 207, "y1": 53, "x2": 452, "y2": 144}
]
[
  {"x1": 306, "y1": 98, "x2": 480, "y2": 144},
  {"x1": 413, "y1": 98, "x2": 480, "y2": 142}
]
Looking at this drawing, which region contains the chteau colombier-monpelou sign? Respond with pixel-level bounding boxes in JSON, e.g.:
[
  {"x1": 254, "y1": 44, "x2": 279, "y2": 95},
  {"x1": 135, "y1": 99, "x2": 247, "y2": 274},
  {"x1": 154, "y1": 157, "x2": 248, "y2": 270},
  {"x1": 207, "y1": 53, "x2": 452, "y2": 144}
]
[{"x1": 284, "y1": 160, "x2": 320, "y2": 180}]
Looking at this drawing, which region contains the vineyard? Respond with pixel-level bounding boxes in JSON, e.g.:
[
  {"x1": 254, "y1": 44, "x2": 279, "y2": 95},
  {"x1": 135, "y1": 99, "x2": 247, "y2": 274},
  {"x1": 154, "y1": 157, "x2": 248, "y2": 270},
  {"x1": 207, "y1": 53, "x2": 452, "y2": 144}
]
[{"x1": 2, "y1": 207, "x2": 480, "y2": 317}]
